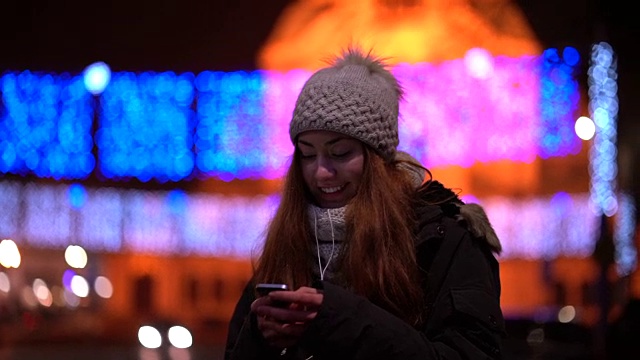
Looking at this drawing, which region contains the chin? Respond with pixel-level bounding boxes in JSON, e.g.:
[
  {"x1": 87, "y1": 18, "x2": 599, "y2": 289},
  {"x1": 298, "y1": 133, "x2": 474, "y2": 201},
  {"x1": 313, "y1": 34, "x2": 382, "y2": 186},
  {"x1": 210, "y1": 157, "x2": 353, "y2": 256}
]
[
  {"x1": 314, "y1": 192, "x2": 352, "y2": 208},
  {"x1": 318, "y1": 199, "x2": 348, "y2": 208}
]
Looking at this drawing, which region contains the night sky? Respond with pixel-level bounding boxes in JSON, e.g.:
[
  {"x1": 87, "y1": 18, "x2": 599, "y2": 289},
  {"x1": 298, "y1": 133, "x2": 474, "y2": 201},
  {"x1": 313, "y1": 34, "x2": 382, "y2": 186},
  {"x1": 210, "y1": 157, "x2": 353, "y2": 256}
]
[
  {"x1": 2, "y1": 0, "x2": 636, "y2": 73},
  {"x1": 2, "y1": 0, "x2": 291, "y2": 73}
]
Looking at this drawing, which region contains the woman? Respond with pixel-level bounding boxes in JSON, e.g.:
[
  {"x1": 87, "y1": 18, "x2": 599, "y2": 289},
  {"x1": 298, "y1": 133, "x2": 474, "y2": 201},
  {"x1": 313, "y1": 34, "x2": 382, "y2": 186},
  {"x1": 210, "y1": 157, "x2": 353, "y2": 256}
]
[{"x1": 224, "y1": 47, "x2": 505, "y2": 359}]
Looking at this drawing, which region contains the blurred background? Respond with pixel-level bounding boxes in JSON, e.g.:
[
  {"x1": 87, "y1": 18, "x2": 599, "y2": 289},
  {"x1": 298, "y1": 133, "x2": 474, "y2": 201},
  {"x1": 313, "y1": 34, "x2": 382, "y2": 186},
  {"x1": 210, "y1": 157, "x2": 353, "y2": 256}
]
[{"x1": 0, "y1": 0, "x2": 638, "y2": 359}]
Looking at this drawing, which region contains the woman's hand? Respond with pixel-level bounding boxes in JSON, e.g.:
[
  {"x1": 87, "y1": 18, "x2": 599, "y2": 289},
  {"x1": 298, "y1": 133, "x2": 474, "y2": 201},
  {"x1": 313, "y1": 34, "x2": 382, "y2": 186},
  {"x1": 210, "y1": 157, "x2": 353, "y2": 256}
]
[{"x1": 251, "y1": 286, "x2": 323, "y2": 349}]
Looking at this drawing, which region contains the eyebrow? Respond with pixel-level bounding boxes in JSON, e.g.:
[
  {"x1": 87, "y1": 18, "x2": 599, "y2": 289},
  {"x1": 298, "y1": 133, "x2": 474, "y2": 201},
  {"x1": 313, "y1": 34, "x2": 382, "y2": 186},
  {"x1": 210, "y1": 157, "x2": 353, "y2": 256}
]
[{"x1": 297, "y1": 136, "x2": 351, "y2": 147}]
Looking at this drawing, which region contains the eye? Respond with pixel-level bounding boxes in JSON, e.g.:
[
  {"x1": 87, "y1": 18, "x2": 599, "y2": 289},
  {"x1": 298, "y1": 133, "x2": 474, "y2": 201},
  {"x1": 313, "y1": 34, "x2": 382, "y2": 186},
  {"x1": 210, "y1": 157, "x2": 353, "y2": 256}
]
[
  {"x1": 332, "y1": 151, "x2": 350, "y2": 158},
  {"x1": 300, "y1": 153, "x2": 316, "y2": 159},
  {"x1": 330, "y1": 146, "x2": 354, "y2": 158}
]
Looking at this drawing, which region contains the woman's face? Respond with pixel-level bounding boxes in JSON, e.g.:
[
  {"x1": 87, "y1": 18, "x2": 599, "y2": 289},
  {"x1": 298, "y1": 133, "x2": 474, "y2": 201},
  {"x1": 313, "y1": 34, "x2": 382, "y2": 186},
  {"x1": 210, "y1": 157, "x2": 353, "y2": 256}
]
[{"x1": 297, "y1": 130, "x2": 365, "y2": 208}]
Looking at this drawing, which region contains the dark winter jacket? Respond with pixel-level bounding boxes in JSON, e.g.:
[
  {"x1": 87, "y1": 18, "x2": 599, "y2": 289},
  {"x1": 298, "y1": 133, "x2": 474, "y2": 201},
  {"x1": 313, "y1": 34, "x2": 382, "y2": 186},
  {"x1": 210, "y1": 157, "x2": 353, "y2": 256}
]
[{"x1": 224, "y1": 183, "x2": 505, "y2": 359}]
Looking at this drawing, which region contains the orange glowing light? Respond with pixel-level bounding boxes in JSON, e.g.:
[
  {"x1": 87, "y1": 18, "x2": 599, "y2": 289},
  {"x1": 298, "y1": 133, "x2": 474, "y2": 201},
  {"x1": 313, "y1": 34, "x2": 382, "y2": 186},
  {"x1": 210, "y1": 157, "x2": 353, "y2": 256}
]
[{"x1": 258, "y1": 0, "x2": 543, "y2": 70}]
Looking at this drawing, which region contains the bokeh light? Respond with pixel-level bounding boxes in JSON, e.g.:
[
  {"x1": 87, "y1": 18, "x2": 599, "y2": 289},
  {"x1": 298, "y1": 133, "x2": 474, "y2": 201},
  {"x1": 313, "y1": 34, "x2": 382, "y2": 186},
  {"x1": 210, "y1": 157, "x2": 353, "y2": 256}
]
[
  {"x1": 138, "y1": 326, "x2": 163, "y2": 348},
  {"x1": 68, "y1": 183, "x2": 88, "y2": 208},
  {"x1": 168, "y1": 326, "x2": 193, "y2": 348},
  {"x1": 64, "y1": 245, "x2": 88, "y2": 269},
  {"x1": 562, "y1": 46, "x2": 581, "y2": 67},
  {"x1": 64, "y1": 288, "x2": 80, "y2": 308},
  {"x1": 588, "y1": 42, "x2": 619, "y2": 217},
  {"x1": 94, "y1": 276, "x2": 114, "y2": 299},
  {"x1": 33, "y1": 278, "x2": 53, "y2": 307},
  {"x1": 558, "y1": 305, "x2": 576, "y2": 323},
  {"x1": 464, "y1": 47, "x2": 494, "y2": 79},
  {"x1": 0, "y1": 272, "x2": 10, "y2": 293},
  {"x1": 70, "y1": 274, "x2": 90, "y2": 298},
  {"x1": 0, "y1": 71, "x2": 95, "y2": 179},
  {"x1": 1, "y1": 52, "x2": 580, "y2": 181},
  {"x1": 575, "y1": 116, "x2": 596, "y2": 140},
  {"x1": 0, "y1": 180, "x2": 601, "y2": 260},
  {"x1": 558, "y1": 305, "x2": 577, "y2": 323},
  {"x1": 98, "y1": 71, "x2": 195, "y2": 182},
  {"x1": 83, "y1": 61, "x2": 111, "y2": 95},
  {"x1": 62, "y1": 269, "x2": 76, "y2": 289},
  {"x1": 0, "y1": 239, "x2": 21, "y2": 268}
]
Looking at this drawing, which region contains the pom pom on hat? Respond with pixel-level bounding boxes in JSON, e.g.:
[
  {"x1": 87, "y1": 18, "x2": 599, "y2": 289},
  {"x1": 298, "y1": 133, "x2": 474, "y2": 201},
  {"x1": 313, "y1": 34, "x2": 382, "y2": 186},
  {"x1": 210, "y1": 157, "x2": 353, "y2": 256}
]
[{"x1": 289, "y1": 47, "x2": 403, "y2": 161}]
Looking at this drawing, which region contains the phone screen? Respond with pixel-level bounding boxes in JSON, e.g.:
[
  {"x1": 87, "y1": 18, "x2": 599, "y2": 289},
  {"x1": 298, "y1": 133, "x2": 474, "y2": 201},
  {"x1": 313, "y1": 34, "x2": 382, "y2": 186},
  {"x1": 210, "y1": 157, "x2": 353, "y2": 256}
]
[{"x1": 255, "y1": 283, "x2": 289, "y2": 296}]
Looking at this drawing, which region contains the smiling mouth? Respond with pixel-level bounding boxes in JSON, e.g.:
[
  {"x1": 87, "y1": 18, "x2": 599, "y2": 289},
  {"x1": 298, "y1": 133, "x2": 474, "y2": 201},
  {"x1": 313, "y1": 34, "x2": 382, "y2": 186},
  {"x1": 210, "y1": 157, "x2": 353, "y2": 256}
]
[{"x1": 320, "y1": 185, "x2": 344, "y2": 194}]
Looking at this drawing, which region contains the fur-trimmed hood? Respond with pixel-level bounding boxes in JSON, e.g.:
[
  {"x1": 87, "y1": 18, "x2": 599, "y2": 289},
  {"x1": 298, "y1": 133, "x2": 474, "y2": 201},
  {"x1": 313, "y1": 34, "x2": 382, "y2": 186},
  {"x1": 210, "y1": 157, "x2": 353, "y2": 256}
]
[
  {"x1": 413, "y1": 180, "x2": 503, "y2": 256},
  {"x1": 457, "y1": 203, "x2": 502, "y2": 254},
  {"x1": 397, "y1": 151, "x2": 502, "y2": 255}
]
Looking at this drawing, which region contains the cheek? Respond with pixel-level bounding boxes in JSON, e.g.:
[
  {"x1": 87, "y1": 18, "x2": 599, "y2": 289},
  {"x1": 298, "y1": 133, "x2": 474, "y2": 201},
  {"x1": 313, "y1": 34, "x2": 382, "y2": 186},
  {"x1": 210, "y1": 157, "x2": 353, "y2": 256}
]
[
  {"x1": 346, "y1": 158, "x2": 365, "y2": 183},
  {"x1": 301, "y1": 163, "x2": 315, "y2": 186}
]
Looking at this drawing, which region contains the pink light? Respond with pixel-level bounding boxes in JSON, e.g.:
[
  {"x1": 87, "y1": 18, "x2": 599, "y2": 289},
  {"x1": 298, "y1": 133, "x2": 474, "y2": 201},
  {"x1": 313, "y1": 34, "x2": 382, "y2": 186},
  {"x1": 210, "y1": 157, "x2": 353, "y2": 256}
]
[
  {"x1": 262, "y1": 69, "x2": 311, "y2": 178},
  {"x1": 394, "y1": 56, "x2": 540, "y2": 168},
  {"x1": 464, "y1": 48, "x2": 494, "y2": 79},
  {"x1": 124, "y1": 190, "x2": 180, "y2": 254},
  {"x1": 260, "y1": 57, "x2": 542, "y2": 174},
  {"x1": 7, "y1": 180, "x2": 597, "y2": 260},
  {"x1": 264, "y1": 55, "x2": 556, "y2": 174}
]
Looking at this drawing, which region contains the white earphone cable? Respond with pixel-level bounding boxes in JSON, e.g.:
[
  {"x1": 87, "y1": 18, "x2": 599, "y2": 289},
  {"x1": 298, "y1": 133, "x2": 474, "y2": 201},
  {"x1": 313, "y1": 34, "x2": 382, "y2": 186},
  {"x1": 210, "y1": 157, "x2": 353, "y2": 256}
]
[{"x1": 314, "y1": 208, "x2": 336, "y2": 281}]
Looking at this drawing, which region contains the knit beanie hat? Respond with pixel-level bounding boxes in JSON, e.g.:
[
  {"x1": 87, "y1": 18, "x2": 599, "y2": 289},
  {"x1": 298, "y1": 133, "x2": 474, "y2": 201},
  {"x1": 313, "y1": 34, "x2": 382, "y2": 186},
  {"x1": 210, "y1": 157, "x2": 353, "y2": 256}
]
[{"x1": 289, "y1": 48, "x2": 403, "y2": 161}]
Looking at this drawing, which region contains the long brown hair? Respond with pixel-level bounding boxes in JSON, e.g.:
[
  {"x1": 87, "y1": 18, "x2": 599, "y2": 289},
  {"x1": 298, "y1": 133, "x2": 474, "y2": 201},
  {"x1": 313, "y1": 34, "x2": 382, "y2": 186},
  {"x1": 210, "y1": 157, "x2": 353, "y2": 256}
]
[{"x1": 253, "y1": 146, "x2": 425, "y2": 325}]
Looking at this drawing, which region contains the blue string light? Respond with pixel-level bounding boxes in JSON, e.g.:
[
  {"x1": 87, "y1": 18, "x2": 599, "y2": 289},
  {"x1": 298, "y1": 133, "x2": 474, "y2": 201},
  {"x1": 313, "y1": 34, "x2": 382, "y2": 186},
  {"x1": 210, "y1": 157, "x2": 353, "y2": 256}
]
[
  {"x1": 194, "y1": 70, "x2": 267, "y2": 180},
  {"x1": 539, "y1": 47, "x2": 581, "y2": 159},
  {"x1": 1, "y1": 52, "x2": 581, "y2": 181},
  {"x1": 98, "y1": 71, "x2": 196, "y2": 182},
  {"x1": 588, "y1": 42, "x2": 618, "y2": 217},
  {"x1": 0, "y1": 71, "x2": 94, "y2": 179},
  {"x1": 587, "y1": 42, "x2": 637, "y2": 276}
]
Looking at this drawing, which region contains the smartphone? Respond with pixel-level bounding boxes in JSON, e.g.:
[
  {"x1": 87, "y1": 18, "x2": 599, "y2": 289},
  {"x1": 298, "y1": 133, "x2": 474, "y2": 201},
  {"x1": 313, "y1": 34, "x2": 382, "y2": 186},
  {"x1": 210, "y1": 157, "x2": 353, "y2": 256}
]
[{"x1": 255, "y1": 283, "x2": 290, "y2": 296}]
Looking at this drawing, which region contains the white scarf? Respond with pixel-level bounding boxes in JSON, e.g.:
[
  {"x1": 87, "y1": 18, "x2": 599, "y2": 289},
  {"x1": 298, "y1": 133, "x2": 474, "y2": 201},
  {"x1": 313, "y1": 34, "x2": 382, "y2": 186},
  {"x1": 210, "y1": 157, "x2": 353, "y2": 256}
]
[
  {"x1": 308, "y1": 205, "x2": 346, "y2": 280},
  {"x1": 306, "y1": 151, "x2": 425, "y2": 280}
]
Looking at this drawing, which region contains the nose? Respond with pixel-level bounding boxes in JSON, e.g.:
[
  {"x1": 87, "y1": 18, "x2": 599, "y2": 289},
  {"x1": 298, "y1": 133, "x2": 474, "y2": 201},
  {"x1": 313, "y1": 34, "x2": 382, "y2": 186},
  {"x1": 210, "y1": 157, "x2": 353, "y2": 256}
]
[{"x1": 314, "y1": 156, "x2": 335, "y2": 180}]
